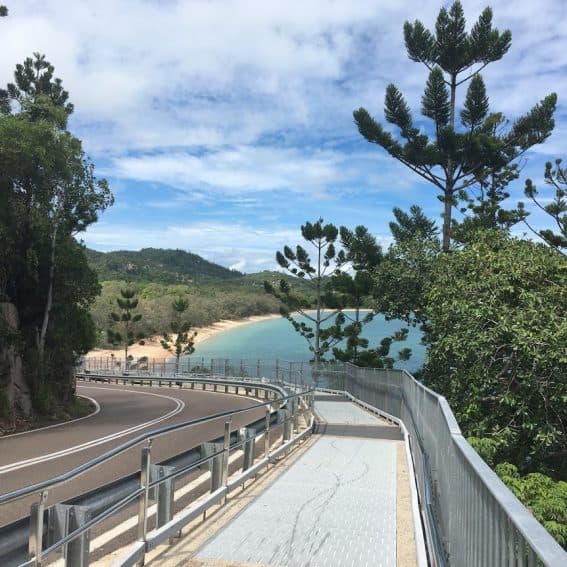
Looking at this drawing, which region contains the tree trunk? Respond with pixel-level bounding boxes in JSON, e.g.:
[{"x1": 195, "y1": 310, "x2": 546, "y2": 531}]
[
  {"x1": 38, "y1": 223, "x2": 58, "y2": 368},
  {"x1": 0, "y1": 301, "x2": 32, "y2": 421},
  {"x1": 441, "y1": 74, "x2": 458, "y2": 253},
  {"x1": 442, "y1": 193, "x2": 453, "y2": 252}
]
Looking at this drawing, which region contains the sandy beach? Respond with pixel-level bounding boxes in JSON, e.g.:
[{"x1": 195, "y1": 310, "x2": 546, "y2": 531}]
[{"x1": 86, "y1": 313, "x2": 282, "y2": 361}]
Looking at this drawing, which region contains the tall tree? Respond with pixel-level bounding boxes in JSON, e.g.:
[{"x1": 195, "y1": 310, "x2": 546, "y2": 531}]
[
  {"x1": 353, "y1": 1, "x2": 556, "y2": 251},
  {"x1": 161, "y1": 298, "x2": 197, "y2": 373},
  {"x1": 520, "y1": 159, "x2": 567, "y2": 256},
  {"x1": 0, "y1": 53, "x2": 112, "y2": 418},
  {"x1": 264, "y1": 219, "x2": 344, "y2": 363},
  {"x1": 107, "y1": 287, "x2": 145, "y2": 369}
]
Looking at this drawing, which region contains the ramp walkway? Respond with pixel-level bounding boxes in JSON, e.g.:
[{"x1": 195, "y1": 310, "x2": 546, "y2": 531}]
[{"x1": 143, "y1": 394, "x2": 421, "y2": 567}]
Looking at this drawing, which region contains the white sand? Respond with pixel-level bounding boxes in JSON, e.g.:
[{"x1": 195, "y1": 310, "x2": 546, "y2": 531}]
[{"x1": 86, "y1": 313, "x2": 281, "y2": 361}]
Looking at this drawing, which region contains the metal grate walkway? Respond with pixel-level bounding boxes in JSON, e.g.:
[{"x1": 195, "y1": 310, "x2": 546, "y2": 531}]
[{"x1": 184, "y1": 398, "x2": 407, "y2": 567}]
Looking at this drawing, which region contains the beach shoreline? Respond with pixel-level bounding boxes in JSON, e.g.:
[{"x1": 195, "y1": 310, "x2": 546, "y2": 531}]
[{"x1": 85, "y1": 312, "x2": 282, "y2": 361}]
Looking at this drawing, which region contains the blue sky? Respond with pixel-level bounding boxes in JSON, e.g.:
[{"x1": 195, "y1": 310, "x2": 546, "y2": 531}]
[{"x1": 3, "y1": 1, "x2": 566, "y2": 272}]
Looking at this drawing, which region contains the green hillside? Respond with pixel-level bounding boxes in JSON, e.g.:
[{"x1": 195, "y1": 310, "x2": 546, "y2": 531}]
[{"x1": 86, "y1": 248, "x2": 243, "y2": 284}]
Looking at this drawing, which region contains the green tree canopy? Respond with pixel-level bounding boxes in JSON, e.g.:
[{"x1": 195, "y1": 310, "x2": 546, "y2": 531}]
[
  {"x1": 161, "y1": 298, "x2": 197, "y2": 372},
  {"x1": 521, "y1": 159, "x2": 567, "y2": 256},
  {"x1": 0, "y1": 52, "x2": 112, "y2": 417},
  {"x1": 354, "y1": 1, "x2": 556, "y2": 251},
  {"x1": 423, "y1": 233, "x2": 566, "y2": 475},
  {"x1": 107, "y1": 287, "x2": 145, "y2": 368},
  {"x1": 264, "y1": 218, "x2": 344, "y2": 363}
]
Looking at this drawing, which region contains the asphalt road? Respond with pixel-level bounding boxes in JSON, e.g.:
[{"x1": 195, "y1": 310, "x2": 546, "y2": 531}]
[{"x1": 0, "y1": 382, "x2": 265, "y2": 526}]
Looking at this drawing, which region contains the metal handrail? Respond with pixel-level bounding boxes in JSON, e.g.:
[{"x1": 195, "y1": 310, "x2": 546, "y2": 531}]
[
  {"x1": 342, "y1": 363, "x2": 567, "y2": 566},
  {"x1": 0, "y1": 378, "x2": 309, "y2": 506}
]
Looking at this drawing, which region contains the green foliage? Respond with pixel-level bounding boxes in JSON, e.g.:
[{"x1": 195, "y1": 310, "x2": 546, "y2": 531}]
[
  {"x1": 161, "y1": 298, "x2": 197, "y2": 371},
  {"x1": 423, "y1": 233, "x2": 567, "y2": 475},
  {"x1": 90, "y1": 279, "x2": 281, "y2": 345},
  {"x1": 107, "y1": 287, "x2": 145, "y2": 365},
  {"x1": 86, "y1": 248, "x2": 243, "y2": 284},
  {"x1": 374, "y1": 236, "x2": 440, "y2": 327},
  {"x1": 521, "y1": 159, "x2": 567, "y2": 256},
  {"x1": 266, "y1": 220, "x2": 410, "y2": 366},
  {"x1": 0, "y1": 53, "x2": 111, "y2": 416},
  {"x1": 389, "y1": 205, "x2": 438, "y2": 244},
  {"x1": 264, "y1": 218, "x2": 344, "y2": 363},
  {"x1": 495, "y1": 463, "x2": 567, "y2": 548},
  {"x1": 354, "y1": 1, "x2": 556, "y2": 251}
]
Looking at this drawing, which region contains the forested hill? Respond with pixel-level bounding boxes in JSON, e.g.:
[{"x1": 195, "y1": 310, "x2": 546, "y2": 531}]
[{"x1": 86, "y1": 248, "x2": 243, "y2": 284}]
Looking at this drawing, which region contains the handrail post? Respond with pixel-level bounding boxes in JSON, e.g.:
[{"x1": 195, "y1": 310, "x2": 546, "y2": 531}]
[
  {"x1": 29, "y1": 490, "x2": 48, "y2": 566},
  {"x1": 137, "y1": 440, "x2": 152, "y2": 564},
  {"x1": 222, "y1": 419, "x2": 231, "y2": 492},
  {"x1": 264, "y1": 406, "x2": 271, "y2": 458}
]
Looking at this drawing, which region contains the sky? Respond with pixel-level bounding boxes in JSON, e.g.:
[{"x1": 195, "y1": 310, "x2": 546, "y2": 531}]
[{"x1": 3, "y1": 1, "x2": 566, "y2": 273}]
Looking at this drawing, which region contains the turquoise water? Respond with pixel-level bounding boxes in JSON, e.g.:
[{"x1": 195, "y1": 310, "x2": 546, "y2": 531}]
[{"x1": 193, "y1": 312, "x2": 425, "y2": 372}]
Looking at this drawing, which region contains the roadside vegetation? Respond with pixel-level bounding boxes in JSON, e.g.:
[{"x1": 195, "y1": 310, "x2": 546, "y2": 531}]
[{"x1": 0, "y1": 0, "x2": 564, "y2": 548}]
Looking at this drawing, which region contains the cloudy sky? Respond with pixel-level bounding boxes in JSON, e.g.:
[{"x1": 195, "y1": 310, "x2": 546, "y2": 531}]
[{"x1": 3, "y1": 1, "x2": 566, "y2": 272}]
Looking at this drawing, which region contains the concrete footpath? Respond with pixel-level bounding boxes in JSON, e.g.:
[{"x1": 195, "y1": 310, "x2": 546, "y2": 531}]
[{"x1": 144, "y1": 394, "x2": 420, "y2": 567}]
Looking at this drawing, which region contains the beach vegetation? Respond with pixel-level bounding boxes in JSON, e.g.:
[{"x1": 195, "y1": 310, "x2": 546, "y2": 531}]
[
  {"x1": 106, "y1": 287, "x2": 145, "y2": 370},
  {"x1": 160, "y1": 298, "x2": 198, "y2": 373},
  {"x1": 264, "y1": 218, "x2": 345, "y2": 364}
]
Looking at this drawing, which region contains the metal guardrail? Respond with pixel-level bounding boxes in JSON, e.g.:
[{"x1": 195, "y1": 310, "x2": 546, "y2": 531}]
[
  {"x1": 334, "y1": 364, "x2": 566, "y2": 567},
  {"x1": 1, "y1": 374, "x2": 314, "y2": 567},
  {"x1": 79, "y1": 356, "x2": 345, "y2": 389}
]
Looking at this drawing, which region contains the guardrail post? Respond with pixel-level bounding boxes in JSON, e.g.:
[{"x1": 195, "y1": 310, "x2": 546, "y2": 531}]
[
  {"x1": 67, "y1": 505, "x2": 91, "y2": 567},
  {"x1": 222, "y1": 420, "x2": 231, "y2": 490},
  {"x1": 240, "y1": 427, "x2": 256, "y2": 471},
  {"x1": 264, "y1": 406, "x2": 271, "y2": 458},
  {"x1": 137, "y1": 440, "x2": 151, "y2": 563},
  {"x1": 29, "y1": 490, "x2": 48, "y2": 566},
  {"x1": 282, "y1": 409, "x2": 291, "y2": 442},
  {"x1": 293, "y1": 396, "x2": 300, "y2": 433},
  {"x1": 46, "y1": 503, "x2": 91, "y2": 566},
  {"x1": 202, "y1": 442, "x2": 223, "y2": 492},
  {"x1": 149, "y1": 464, "x2": 176, "y2": 541}
]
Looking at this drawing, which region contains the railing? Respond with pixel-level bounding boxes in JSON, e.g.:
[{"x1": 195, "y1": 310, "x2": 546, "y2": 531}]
[
  {"x1": 5, "y1": 359, "x2": 565, "y2": 566},
  {"x1": 1, "y1": 375, "x2": 314, "y2": 567},
  {"x1": 331, "y1": 365, "x2": 566, "y2": 567},
  {"x1": 80, "y1": 356, "x2": 346, "y2": 388}
]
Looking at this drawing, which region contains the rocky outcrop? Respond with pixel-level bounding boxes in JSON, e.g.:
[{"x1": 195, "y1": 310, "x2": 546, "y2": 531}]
[{"x1": 0, "y1": 301, "x2": 32, "y2": 421}]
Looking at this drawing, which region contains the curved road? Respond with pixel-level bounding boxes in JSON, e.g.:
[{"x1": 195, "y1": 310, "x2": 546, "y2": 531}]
[{"x1": 0, "y1": 382, "x2": 265, "y2": 526}]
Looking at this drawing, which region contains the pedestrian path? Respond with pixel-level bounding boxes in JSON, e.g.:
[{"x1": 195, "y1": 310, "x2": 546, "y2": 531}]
[{"x1": 147, "y1": 395, "x2": 417, "y2": 567}]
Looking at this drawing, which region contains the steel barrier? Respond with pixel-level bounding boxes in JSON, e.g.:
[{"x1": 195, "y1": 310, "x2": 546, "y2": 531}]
[
  {"x1": 333, "y1": 364, "x2": 566, "y2": 567},
  {"x1": 0, "y1": 375, "x2": 314, "y2": 567}
]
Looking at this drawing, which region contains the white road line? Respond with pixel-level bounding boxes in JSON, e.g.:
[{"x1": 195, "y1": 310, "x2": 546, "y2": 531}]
[
  {"x1": 0, "y1": 393, "x2": 101, "y2": 439},
  {"x1": 0, "y1": 388, "x2": 185, "y2": 475}
]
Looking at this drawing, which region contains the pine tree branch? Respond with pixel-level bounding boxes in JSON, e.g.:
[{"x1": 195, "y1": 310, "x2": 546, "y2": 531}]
[{"x1": 455, "y1": 62, "x2": 490, "y2": 86}]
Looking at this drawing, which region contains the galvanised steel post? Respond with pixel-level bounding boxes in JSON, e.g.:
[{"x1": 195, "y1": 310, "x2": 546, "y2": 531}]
[
  {"x1": 29, "y1": 490, "x2": 48, "y2": 566},
  {"x1": 222, "y1": 420, "x2": 231, "y2": 489},
  {"x1": 264, "y1": 406, "x2": 271, "y2": 458},
  {"x1": 137, "y1": 440, "x2": 152, "y2": 564}
]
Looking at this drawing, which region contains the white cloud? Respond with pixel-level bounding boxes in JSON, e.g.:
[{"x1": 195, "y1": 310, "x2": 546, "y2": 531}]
[
  {"x1": 6, "y1": 0, "x2": 567, "y2": 270},
  {"x1": 108, "y1": 146, "x2": 351, "y2": 194}
]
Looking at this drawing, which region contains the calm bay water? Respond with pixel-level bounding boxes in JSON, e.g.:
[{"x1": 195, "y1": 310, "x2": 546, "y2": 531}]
[{"x1": 193, "y1": 312, "x2": 425, "y2": 372}]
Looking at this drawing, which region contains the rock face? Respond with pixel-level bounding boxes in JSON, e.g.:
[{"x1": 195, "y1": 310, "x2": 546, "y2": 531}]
[{"x1": 0, "y1": 301, "x2": 32, "y2": 420}]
